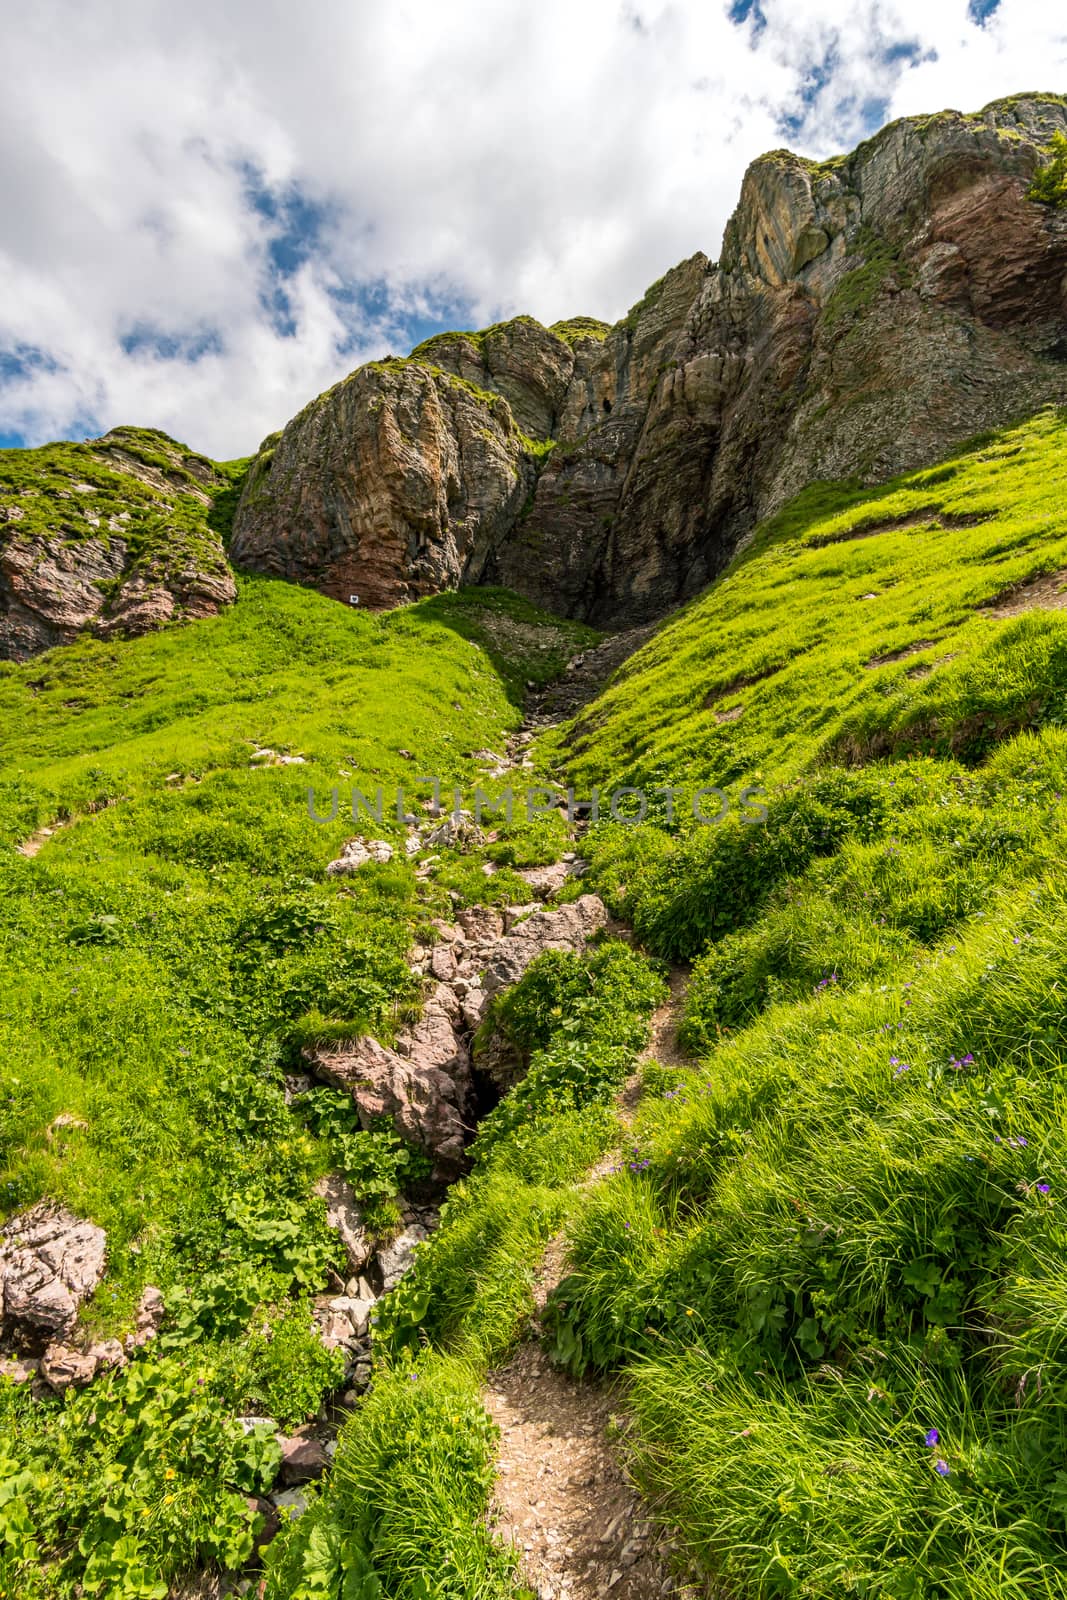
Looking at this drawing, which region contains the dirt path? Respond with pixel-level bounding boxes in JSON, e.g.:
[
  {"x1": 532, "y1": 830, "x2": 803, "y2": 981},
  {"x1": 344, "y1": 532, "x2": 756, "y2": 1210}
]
[
  {"x1": 16, "y1": 821, "x2": 65, "y2": 858},
  {"x1": 484, "y1": 969, "x2": 702, "y2": 1600}
]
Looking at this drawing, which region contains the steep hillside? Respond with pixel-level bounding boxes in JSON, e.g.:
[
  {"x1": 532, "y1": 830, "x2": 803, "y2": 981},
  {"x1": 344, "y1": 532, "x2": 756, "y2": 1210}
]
[
  {"x1": 559, "y1": 403, "x2": 1067, "y2": 793},
  {"x1": 200, "y1": 402, "x2": 1067, "y2": 1600},
  {"x1": 516, "y1": 408, "x2": 1067, "y2": 1597},
  {"x1": 232, "y1": 93, "x2": 1067, "y2": 627},
  {"x1": 0, "y1": 579, "x2": 595, "y2": 1597},
  {"x1": 0, "y1": 428, "x2": 246, "y2": 661}
]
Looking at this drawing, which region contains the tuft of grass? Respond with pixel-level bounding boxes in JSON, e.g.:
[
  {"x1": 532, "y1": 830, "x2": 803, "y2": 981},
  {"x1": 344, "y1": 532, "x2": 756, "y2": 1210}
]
[{"x1": 1029, "y1": 130, "x2": 1067, "y2": 205}]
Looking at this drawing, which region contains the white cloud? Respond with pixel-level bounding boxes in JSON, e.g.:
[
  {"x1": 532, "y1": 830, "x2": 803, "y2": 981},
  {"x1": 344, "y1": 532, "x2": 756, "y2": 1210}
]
[{"x1": 0, "y1": 0, "x2": 1062, "y2": 457}]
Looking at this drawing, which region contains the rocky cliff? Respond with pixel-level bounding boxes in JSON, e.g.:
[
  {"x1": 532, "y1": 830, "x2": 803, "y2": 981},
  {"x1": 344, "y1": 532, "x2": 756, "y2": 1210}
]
[
  {"x1": 0, "y1": 428, "x2": 242, "y2": 660},
  {"x1": 232, "y1": 93, "x2": 1067, "y2": 626}
]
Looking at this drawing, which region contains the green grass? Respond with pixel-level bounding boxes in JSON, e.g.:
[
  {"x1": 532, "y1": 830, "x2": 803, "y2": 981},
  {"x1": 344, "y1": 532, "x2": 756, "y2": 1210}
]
[
  {"x1": 0, "y1": 576, "x2": 594, "y2": 1596},
  {"x1": 261, "y1": 940, "x2": 666, "y2": 1598},
  {"x1": 529, "y1": 406, "x2": 1067, "y2": 1596},
  {"x1": 548, "y1": 317, "x2": 611, "y2": 346},
  {"x1": 1029, "y1": 131, "x2": 1067, "y2": 205},
  {"x1": 557, "y1": 406, "x2": 1067, "y2": 796},
  {"x1": 0, "y1": 426, "x2": 247, "y2": 587}
]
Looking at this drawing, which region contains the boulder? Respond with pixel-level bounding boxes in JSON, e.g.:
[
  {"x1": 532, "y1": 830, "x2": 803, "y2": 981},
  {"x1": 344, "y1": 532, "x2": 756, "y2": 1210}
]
[
  {"x1": 481, "y1": 894, "x2": 609, "y2": 1000},
  {"x1": 40, "y1": 1342, "x2": 99, "y2": 1390},
  {"x1": 0, "y1": 1356, "x2": 38, "y2": 1383},
  {"x1": 278, "y1": 1435, "x2": 330, "y2": 1484},
  {"x1": 272, "y1": 1486, "x2": 310, "y2": 1518},
  {"x1": 378, "y1": 1225, "x2": 429, "y2": 1291},
  {"x1": 457, "y1": 906, "x2": 505, "y2": 944},
  {"x1": 516, "y1": 861, "x2": 571, "y2": 897},
  {"x1": 0, "y1": 1203, "x2": 107, "y2": 1338},
  {"x1": 309, "y1": 1033, "x2": 470, "y2": 1178},
  {"x1": 131, "y1": 1284, "x2": 165, "y2": 1346}
]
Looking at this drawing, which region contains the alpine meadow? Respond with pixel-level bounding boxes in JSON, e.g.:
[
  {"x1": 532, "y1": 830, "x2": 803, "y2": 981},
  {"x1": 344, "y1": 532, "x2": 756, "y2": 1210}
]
[{"x1": 3, "y1": 63, "x2": 1067, "y2": 1600}]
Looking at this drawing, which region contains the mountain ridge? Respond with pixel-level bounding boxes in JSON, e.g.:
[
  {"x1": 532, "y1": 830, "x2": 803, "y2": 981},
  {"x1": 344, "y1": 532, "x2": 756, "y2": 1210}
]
[
  {"x1": 229, "y1": 90, "x2": 1067, "y2": 626},
  {"x1": 2, "y1": 90, "x2": 1066, "y2": 661}
]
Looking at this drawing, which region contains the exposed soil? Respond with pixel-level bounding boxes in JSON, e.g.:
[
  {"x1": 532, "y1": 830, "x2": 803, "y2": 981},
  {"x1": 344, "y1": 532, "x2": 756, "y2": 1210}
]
[
  {"x1": 808, "y1": 507, "x2": 992, "y2": 549},
  {"x1": 16, "y1": 822, "x2": 65, "y2": 858},
  {"x1": 983, "y1": 566, "x2": 1067, "y2": 618},
  {"x1": 865, "y1": 638, "x2": 937, "y2": 669},
  {"x1": 702, "y1": 664, "x2": 781, "y2": 711},
  {"x1": 485, "y1": 970, "x2": 704, "y2": 1600}
]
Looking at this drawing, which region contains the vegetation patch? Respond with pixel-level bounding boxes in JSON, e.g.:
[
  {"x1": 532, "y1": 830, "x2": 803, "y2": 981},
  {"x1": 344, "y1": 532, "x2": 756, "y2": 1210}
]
[
  {"x1": 0, "y1": 578, "x2": 593, "y2": 1597},
  {"x1": 1028, "y1": 130, "x2": 1067, "y2": 206}
]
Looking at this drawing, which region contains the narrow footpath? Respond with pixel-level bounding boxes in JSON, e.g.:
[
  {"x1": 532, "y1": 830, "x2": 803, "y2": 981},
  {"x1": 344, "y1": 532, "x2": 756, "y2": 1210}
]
[{"x1": 484, "y1": 973, "x2": 704, "y2": 1600}]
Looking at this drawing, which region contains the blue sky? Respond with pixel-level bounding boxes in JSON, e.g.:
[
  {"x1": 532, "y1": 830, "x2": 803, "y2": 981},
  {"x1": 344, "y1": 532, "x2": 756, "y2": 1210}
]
[{"x1": 0, "y1": 0, "x2": 1060, "y2": 458}]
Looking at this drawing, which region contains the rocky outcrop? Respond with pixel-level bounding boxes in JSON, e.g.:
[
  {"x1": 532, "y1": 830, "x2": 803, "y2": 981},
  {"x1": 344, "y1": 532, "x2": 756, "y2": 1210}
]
[
  {"x1": 232, "y1": 94, "x2": 1067, "y2": 627},
  {"x1": 231, "y1": 359, "x2": 532, "y2": 610},
  {"x1": 0, "y1": 427, "x2": 239, "y2": 660},
  {"x1": 306, "y1": 891, "x2": 607, "y2": 1175}
]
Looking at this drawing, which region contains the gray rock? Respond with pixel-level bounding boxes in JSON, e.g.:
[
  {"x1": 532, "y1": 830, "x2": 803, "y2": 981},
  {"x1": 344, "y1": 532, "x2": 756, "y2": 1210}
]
[
  {"x1": 325, "y1": 836, "x2": 394, "y2": 874},
  {"x1": 327, "y1": 1295, "x2": 375, "y2": 1338},
  {"x1": 272, "y1": 1486, "x2": 310, "y2": 1518},
  {"x1": 237, "y1": 1415, "x2": 277, "y2": 1434},
  {"x1": 88, "y1": 1337, "x2": 125, "y2": 1372},
  {"x1": 0, "y1": 1203, "x2": 107, "y2": 1336},
  {"x1": 0, "y1": 1356, "x2": 38, "y2": 1383},
  {"x1": 424, "y1": 814, "x2": 485, "y2": 851},
  {"x1": 377, "y1": 1225, "x2": 429, "y2": 1291},
  {"x1": 314, "y1": 1174, "x2": 369, "y2": 1272},
  {"x1": 457, "y1": 906, "x2": 505, "y2": 943},
  {"x1": 516, "y1": 862, "x2": 570, "y2": 897},
  {"x1": 40, "y1": 1342, "x2": 98, "y2": 1390}
]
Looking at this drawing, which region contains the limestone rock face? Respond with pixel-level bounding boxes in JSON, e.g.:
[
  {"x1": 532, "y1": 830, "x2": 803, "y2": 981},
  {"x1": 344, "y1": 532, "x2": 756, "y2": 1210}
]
[
  {"x1": 232, "y1": 95, "x2": 1067, "y2": 626},
  {"x1": 0, "y1": 427, "x2": 238, "y2": 660},
  {"x1": 230, "y1": 357, "x2": 539, "y2": 610}
]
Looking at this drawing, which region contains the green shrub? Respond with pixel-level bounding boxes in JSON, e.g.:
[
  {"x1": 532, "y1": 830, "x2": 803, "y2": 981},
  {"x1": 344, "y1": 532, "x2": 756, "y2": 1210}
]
[
  {"x1": 0, "y1": 1355, "x2": 280, "y2": 1597},
  {"x1": 1029, "y1": 131, "x2": 1067, "y2": 205}
]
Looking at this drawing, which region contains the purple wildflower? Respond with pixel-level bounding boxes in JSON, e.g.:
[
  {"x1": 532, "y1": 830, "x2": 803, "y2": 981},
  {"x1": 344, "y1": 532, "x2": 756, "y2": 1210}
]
[
  {"x1": 1038, "y1": 1183, "x2": 1051, "y2": 1195},
  {"x1": 934, "y1": 1459, "x2": 950, "y2": 1477},
  {"x1": 924, "y1": 1428, "x2": 939, "y2": 1447}
]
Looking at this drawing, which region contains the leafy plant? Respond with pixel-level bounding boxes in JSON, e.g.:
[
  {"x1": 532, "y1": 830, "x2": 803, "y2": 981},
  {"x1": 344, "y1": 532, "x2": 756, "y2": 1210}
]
[{"x1": 1029, "y1": 131, "x2": 1067, "y2": 205}]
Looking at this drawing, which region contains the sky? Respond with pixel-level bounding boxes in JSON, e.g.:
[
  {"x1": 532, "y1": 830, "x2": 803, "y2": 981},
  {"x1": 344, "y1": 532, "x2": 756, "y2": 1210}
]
[{"x1": 0, "y1": 0, "x2": 1063, "y2": 458}]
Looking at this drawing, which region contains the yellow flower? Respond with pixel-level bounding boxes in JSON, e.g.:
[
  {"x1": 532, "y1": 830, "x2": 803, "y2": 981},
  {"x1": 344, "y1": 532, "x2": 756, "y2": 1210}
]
[{"x1": 164, "y1": 1468, "x2": 176, "y2": 1480}]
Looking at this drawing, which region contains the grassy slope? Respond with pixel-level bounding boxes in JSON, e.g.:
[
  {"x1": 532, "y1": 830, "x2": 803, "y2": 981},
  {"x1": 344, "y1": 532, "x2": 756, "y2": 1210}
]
[
  {"x1": 0, "y1": 426, "x2": 247, "y2": 586},
  {"x1": 537, "y1": 407, "x2": 1067, "y2": 1598},
  {"x1": 0, "y1": 577, "x2": 594, "y2": 1597},
  {"x1": 559, "y1": 406, "x2": 1067, "y2": 793}
]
